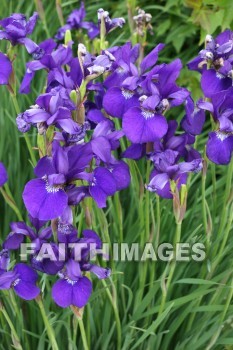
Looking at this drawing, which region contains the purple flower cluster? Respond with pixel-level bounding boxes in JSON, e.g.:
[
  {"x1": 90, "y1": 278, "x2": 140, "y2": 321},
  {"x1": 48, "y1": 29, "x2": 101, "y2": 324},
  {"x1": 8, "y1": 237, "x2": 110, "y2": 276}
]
[
  {"x1": 55, "y1": 2, "x2": 125, "y2": 41},
  {"x1": 5, "y1": 5, "x2": 233, "y2": 311},
  {"x1": 188, "y1": 30, "x2": 233, "y2": 165},
  {"x1": 0, "y1": 12, "x2": 44, "y2": 86},
  {"x1": 0, "y1": 215, "x2": 110, "y2": 306},
  {"x1": 102, "y1": 43, "x2": 202, "y2": 197}
]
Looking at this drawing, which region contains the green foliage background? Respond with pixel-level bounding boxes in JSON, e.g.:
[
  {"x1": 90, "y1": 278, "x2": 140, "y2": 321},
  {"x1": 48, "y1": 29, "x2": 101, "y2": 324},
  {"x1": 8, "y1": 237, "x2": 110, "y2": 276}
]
[{"x1": 1, "y1": 0, "x2": 233, "y2": 349}]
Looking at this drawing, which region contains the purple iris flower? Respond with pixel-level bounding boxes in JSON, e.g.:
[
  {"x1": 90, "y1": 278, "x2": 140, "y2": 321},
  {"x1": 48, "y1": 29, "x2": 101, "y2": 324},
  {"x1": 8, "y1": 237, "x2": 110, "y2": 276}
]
[
  {"x1": 0, "y1": 162, "x2": 8, "y2": 187},
  {"x1": 103, "y1": 76, "x2": 140, "y2": 118},
  {"x1": 55, "y1": 2, "x2": 99, "y2": 40},
  {"x1": 97, "y1": 8, "x2": 125, "y2": 34},
  {"x1": 3, "y1": 221, "x2": 52, "y2": 251},
  {"x1": 181, "y1": 96, "x2": 206, "y2": 135},
  {"x1": 188, "y1": 31, "x2": 233, "y2": 97},
  {"x1": 52, "y1": 229, "x2": 110, "y2": 308},
  {"x1": 52, "y1": 259, "x2": 92, "y2": 308},
  {"x1": 0, "y1": 13, "x2": 44, "y2": 59},
  {"x1": 147, "y1": 149, "x2": 202, "y2": 198},
  {"x1": 104, "y1": 42, "x2": 139, "y2": 89},
  {"x1": 0, "y1": 263, "x2": 40, "y2": 300},
  {"x1": 0, "y1": 249, "x2": 10, "y2": 275},
  {"x1": 0, "y1": 53, "x2": 12, "y2": 85},
  {"x1": 198, "y1": 89, "x2": 233, "y2": 164},
  {"x1": 122, "y1": 95, "x2": 168, "y2": 143},
  {"x1": 17, "y1": 89, "x2": 78, "y2": 134},
  {"x1": 23, "y1": 141, "x2": 92, "y2": 220},
  {"x1": 145, "y1": 121, "x2": 202, "y2": 198},
  {"x1": 20, "y1": 38, "x2": 69, "y2": 94}
]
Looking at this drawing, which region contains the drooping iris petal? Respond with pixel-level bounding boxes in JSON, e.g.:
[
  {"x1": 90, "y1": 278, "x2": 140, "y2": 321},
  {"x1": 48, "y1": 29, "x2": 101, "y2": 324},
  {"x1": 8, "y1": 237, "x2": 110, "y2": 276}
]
[
  {"x1": 88, "y1": 265, "x2": 111, "y2": 279},
  {"x1": 14, "y1": 263, "x2": 39, "y2": 283},
  {"x1": 123, "y1": 107, "x2": 168, "y2": 143},
  {"x1": 91, "y1": 137, "x2": 111, "y2": 163},
  {"x1": 0, "y1": 271, "x2": 16, "y2": 289},
  {"x1": 90, "y1": 168, "x2": 116, "y2": 208},
  {"x1": 122, "y1": 143, "x2": 146, "y2": 160},
  {"x1": 3, "y1": 233, "x2": 25, "y2": 250},
  {"x1": 0, "y1": 53, "x2": 12, "y2": 85},
  {"x1": 14, "y1": 280, "x2": 40, "y2": 300},
  {"x1": 23, "y1": 179, "x2": 68, "y2": 220},
  {"x1": 72, "y1": 277, "x2": 92, "y2": 308},
  {"x1": 206, "y1": 132, "x2": 233, "y2": 165},
  {"x1": 103, "y1": 87, "x2": 139, "y2": 118},
  {"x1": 0, "y1": 162, "x2": 8, "y2": 186},
  {"x1": 109, "y1": 161, "x2": 131, "y2": 191},
  {"x1": 52, "y1": 279, "x2": 73, "y2": 308},
  {"x1": 201, "y1": 69, "x2": 232, "y2": 98}
]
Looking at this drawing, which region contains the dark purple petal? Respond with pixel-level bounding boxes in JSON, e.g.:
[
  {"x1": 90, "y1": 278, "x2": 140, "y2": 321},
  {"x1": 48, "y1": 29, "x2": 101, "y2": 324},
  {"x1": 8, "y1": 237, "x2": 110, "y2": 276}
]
[
  {"x1": 122, "y1": 143, "x2": 146, "y2": 160},
  {"x1": 0, "y1": 271, "x2": 16, "y2": 289},
  {"x1": 72, "y1": 277, "x2": 92, "y2": 308},
  {"x1": 34, "y1": 157, "x2": 56, "y2": 177},
  {"x1": 14, "y1": 263, "x2": 38, "y2": 283},
  {"x1": 123, "y1": 107, "x2": 168, "y2": 143},
  {"x1": 3, "y1": 233, "x2": 25, "y2": 250},
  {"x1": 26, "y1": 12, "x2": 38, "y2": 34},
  {"x1": 140, "y1": 43, "x2": 165, "y2": 73},
  {"x1": 0, "y1": 162, "x2": 8, "y2": 186},
  {"x1": 0, "y1": 53, "x2": 12, "y2": 85},
  {"x1": 14, "y1": 280, "x2": 40, "y2": 300},
  {"x1": 109, "y1": 161, "x2": 130, "y2": 191},
  {"x1": 52, "y1": 279, "x2": 73, "y2": 308},
  {"x1": 23, "y1": 179, "x2": 68, "y2": 220},
  {"x1": 206, "y1": 132, "x2": 233, "y2": 165},
  {"x1": 103, "y1": 87, "x2": 139, "y2": 118},
  {"x1": 201, "y1": 69, "x2": 232, "y2": 98},
  {"x1": 91, "y1": 137, "x2": 111, "y2": 163}
]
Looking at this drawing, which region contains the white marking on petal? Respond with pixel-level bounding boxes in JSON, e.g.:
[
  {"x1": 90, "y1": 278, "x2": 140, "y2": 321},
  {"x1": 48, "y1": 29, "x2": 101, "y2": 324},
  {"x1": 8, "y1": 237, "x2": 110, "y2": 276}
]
[
  {"x1": 12, "y1": 278, "x2": 20, "y2": 287},
  {"x1": 141, "y1": 108, "x2": 154, "y2": 119},
  {"x1": 216, "y1": 72, "x2": 224, "y2": 79},
  {"x1": 66, "y1": 278, "x2": 77, "y2": 285},
  {"x1": 216, "y1": 131, "x2": 229, "y2": 141},
  {"x1": 122, "y1": 89, "x2": 134, "y2": 99}
]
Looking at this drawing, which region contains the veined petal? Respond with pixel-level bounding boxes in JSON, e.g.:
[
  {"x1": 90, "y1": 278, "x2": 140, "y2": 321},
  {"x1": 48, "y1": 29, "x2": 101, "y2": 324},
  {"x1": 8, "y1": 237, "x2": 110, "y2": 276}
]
[
  {"x1": 72, "y1": 277, "x2": 92, "y2": 308},
  {"x1": 206, "y1": 132, "x2": 233, "y2": 165},
  {"x1": 52, "y1": 279, "x2": 73, "y2": 308},
  {"x1": 23, "y1": 179, "x2": 68, "y2": 220},
  {"x1": 123, "y1": 107, "x2": 168, "y2": 143},
  {"x1": 0, "y1": 53, "x2": 12, "y2": 85}
]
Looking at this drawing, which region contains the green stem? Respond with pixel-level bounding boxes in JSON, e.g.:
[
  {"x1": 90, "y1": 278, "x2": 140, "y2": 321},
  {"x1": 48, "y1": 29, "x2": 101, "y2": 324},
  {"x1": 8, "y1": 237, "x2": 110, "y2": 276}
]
[
  {"x1": 158, "y1": 221, "x2": 182, "y2": 316},
  {"x1": 36, "y1": 297, "x2": 59, "y2": 350},
  {"x1": 78, "y1": 318, "x2": 89, "y2": 350},
  {"x1": 0, "y1": 303, "x2": 23, "y2": 350},
  {"x1": 156, "y1": 195, "x2": 160, "y2": 248},
  {"x1": 201, "y1": 169, "x2": 208, "y2": 243},
  {"x1": 102, "y1": 279, "x2": 121, "y2": 350},
  {"x1": 218, "y1": 157, "x2": 233, "y2": 236}
]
